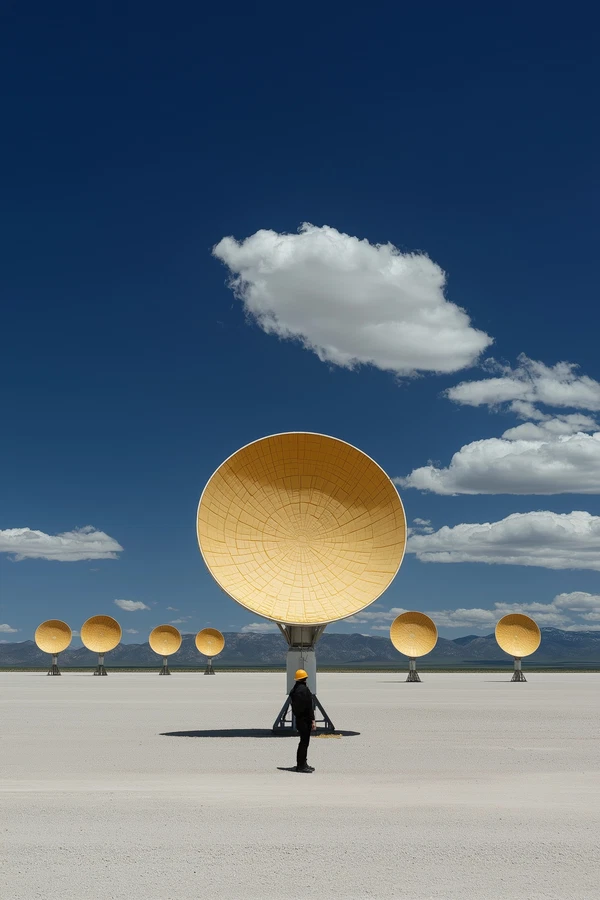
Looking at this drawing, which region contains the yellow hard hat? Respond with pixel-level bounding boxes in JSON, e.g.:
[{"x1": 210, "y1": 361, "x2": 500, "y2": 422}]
[{"x1": 294, "y1": 669, "x2": 308, "y2": 681}]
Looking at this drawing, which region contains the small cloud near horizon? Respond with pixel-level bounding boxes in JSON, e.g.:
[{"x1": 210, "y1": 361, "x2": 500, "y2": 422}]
[
  {"x1": 240, "y1": 622, "x2": 279, "y2": 633},
  {"x1": 114, "y1": 599, "x2": 150, "y2": 612}
]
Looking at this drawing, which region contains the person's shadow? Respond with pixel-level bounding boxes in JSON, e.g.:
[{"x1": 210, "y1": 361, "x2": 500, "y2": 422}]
[{"x1": 161, "y1": 728, "x2": 360, "y2": 738}]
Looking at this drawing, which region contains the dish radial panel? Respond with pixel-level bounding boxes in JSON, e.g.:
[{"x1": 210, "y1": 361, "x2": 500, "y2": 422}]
[
  {"x1": 80, "y1": 615, "x2": 122, "y2": 653},
  {"x1": 195, "y1": 628, "x2": 225, "y2": 657},
  {"x1": 149, "y1": 625, "x2": 182, "y2": 656},
  {"x1": 196, "y1": 432, "x2": 407, "y2": 625},
  {"x1": 495, "y1": 614, "x2": 541, "y2": 657},
  {"x1": 34, "y1": 620, "x2": 72, "y2": 654},
  {"x1": 390, "y1": 611, "x2": 438, "y2": 658}
]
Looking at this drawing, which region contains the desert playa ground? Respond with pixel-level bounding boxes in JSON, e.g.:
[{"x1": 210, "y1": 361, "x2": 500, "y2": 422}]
[{"x1": 2, "y1": 672, "x2": 599, "y2": 900}]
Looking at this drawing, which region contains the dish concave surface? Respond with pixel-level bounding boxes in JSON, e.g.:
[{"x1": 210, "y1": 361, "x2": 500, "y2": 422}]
[
  {"x1": 197, "y1": 432, "x2": 407, "y2": 625},
  {"x1": 390, "y1": 611, "x2": 438, "y2": 658},
  {"x1": 149, "y1": 625, "x2": 182, "y2": 656},
  {"x1": 495, "y1": 614, "x2": 541, "y2": 657},
  {"x1": 195, "y1": 628, "x2": 225, "y2": 657},
  {"x1": 80, "y1": 615, "x2": 122, "y2": 653},
  {"x1": 35, "y1": 620, "x2": 72, "y2": 654}
]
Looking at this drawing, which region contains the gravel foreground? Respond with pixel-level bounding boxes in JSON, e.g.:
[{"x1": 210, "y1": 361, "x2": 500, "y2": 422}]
[{"x1": 2, "y1": 672, "x2": 599, "y2": 900}]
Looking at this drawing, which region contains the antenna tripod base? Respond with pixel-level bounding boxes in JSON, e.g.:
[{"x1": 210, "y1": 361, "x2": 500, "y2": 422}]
[
  {"x1": 272, "y1": 694, "x2": 335, "y2": 733},
  {"x1": 272, "y1": 624, "x2": 335, "y2": 732},
  {"x1": 47, "y1": 655, "x2": 61, "y2": 675},
  {"x1": 511, "y1": 657, "x2": 526, "y2": 681},
  {"x1": 159, "y1": 656, "x2": 171, "y2": 675},
  {"x1": 406, "y1": 658, "x2": 421, "y2": 682},
  {"x1": 204, "y1": 659, "x2": 215, "y2": 675},
  {"x1": 94, "y1": 655, "x2": 108, "y2": 676}
]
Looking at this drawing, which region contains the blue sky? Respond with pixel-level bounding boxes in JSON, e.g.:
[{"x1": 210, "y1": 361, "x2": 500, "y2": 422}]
[{"x1": 1, "y1": 2, "x2": 599, "y2": 644}]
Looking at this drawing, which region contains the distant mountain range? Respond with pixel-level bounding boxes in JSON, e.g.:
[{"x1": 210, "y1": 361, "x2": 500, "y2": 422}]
[{"x1": 2, "y1": 628, "x2": 600, "y2": 667}]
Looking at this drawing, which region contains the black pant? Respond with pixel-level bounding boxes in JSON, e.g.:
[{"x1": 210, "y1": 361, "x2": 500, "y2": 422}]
[{"x1": 296, "y1": 718, "x2": 311, "y2": 769}]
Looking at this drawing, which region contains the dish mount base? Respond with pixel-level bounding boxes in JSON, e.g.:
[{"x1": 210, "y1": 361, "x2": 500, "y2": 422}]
[
  {"x1": 47, "y1": 654, "x2": 61, "y2": 676},
  {"x1": 511, "y1": 657, "x2": 527, "y2": 682},
  {"x1": 94, "y1": 654, "x2": 108, "y2": 676},
  {"x1": 159, "y1": 656, "x2": 171, "y2": 675},
  {"x1": 272, "y1": 625, "x2": 335, "y2": 732},
  {"x1": 406, "y1": 658, "x2": 421, "y2": 682}
]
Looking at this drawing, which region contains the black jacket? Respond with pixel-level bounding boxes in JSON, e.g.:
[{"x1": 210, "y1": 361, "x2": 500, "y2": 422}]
[{"x1": 290, "y1": 681, "x2": 314, "y2": 720}]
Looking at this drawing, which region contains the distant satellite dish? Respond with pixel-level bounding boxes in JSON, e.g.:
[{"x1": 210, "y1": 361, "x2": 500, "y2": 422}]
[
  {"x1": 34, "y1": 620, "x2": 72, "y2": 676},
  {"x1": 195, "y1": 628, "x2": 225, "y2": 675},
  {"x1": 149, "y1": 625, "x2": 182, "y2": 675},
  {"x1": 80, "y1": 615, "x2": 122, "y2": 675},
  {"x1": 196, "y1": 432, "x2": 406, "y2": 627},
  {"x1": 390, "y1": 612, "x2": 437, "y2": 682},
  {"x1": 495, "y1": 614, "x2": 541, "y2": 682}
]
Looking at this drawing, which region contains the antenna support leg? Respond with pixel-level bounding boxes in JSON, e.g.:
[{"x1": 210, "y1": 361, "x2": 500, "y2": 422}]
[
  {"x1": 47, "y1": 654, "x2": 61, "y2": 676},
  {"x1": 272, "y1": 624, "x2": 335, "y2": 732},
  {"x1": 406, "y1": 658, "x2": 421, "y2": 682},
  {"x1": 204, "y1": 658, "x2": 215, "y2": 674},
  {"x1": 94, "y1": 653, "x2": 108, "y2": 676},
  {"x1": 159, "y1": 656, "x2": 171, "y2": 675},
  {"x1": 511, "y1": 657, "x2": 527, "y2": 682}
]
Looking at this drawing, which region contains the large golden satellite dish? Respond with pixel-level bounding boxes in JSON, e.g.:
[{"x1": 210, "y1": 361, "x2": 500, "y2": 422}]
[
  {"x1": 390, "y1": 611, "x2": 438, "y2": 658},
  {"x1": 197, "y1": 432, "x2": 407, "y2": 625},
  {"x1": 195, "y1": 628, "x2": 225, "y2": 657},
  {"x1": 495, "y1": 614, "x2": 541, "y2": 658},
  {"x1": 149, "y1": 625, "x2": 182, "y2": 657},
  {"x1": 80, "y1": 615, "x2": 122, "y2": 653},
  {"x1": 35, "y1": 620, "x2": 72, "y2": 654}
]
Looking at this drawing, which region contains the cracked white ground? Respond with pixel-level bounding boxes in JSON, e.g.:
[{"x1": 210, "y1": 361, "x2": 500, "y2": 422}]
[{"x1": 2, "y1": 672, "x2": 599, "y2": 900}]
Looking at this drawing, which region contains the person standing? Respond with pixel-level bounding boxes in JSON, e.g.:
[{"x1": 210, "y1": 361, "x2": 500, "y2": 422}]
[{"x1": 290, "y1": 668, "x2": 316, "y2": 773}]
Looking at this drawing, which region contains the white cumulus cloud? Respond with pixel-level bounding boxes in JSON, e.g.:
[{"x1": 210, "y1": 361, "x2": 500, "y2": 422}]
[
  {"x1": 350, "y1": 593, "x2": 600, "y2": 632},
  {"x1": 397, "y1": 431, "x2": 600, "y2": 494},
  {"x1": 406, "y1": 510, "x2": 600, "y2": 570},
  {"x1": 501, "y1": 413, "x2": 597, "y2": 441},
  {"x1": 213, "y1": 224, "x2": 492, "y2": 376},
  {"x1": 125, "y1": 629, "x2": 139, "y2": 634},
  {"x1": 114, "y1": 599, "x2": 149, "y2": 612},
  {"x1": 0, "y1": 624, "x2": 18, "y2": 633},
  {"x1": 447, "y1": 355, "x2": 600, "y2": 412},
  {"x1": 0, "y1": 526, "x2": 123, "y2": 562}
]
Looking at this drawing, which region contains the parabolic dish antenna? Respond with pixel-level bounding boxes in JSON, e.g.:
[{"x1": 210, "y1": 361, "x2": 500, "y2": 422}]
[
  {"x1": 195, "y1": 628, "x2": 225, "y2": 674},
  {"x1": 149, "y1": 625, "x2": 182, "y2": 675},
  {"x1": 495, "y1": 613, "x2": 541, "y2": 682},
  {"x1": 35, "y1": 619, "x2": 72, "y2": 676},
  {"x1": 81, "y1": 615, "x2": 122, "y2": 676},
  {"x1": 197, "y1": 432, "x2": 407, "y2": 626},
  {"x1": 197, "y1": 432, "x2": 407, "y2": 730},
  {"x1": 390, "y1": 612, "x2": 438, "y2": 682}
]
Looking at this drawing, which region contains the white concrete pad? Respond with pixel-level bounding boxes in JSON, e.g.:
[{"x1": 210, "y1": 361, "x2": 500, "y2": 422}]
[{"x1": 1, "y1": 672, "x2": 599, "y2": 899}]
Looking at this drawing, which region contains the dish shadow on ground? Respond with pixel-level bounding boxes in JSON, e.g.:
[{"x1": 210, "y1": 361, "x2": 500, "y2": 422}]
[{"x1": 161, "y1": 728, "x2": 360, "y2": 738}]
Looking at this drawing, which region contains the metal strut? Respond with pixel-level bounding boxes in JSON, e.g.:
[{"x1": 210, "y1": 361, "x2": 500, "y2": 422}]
[
  {"x1": 47, "y1": 654, "x2": 61, "y2": 676},
  {"x1": 406, "y1": 658, "x2": 421, "y2": 682},
  {"x1": 511, "y1": 657, "x2": 527, "y2": 682},
  {"x1": 272, "y1": 693, "x2": 335, "y2": 733},
  {"x1": 204, "y1": 658, "x2": 215, "y2": 675},
  {"x1": 159, "y1": 656, "x2": 171, "y2": 675},
  {"x1": 271, "y1": 624, "x2": 335, "y2": 732},
  {"x1": 94, "y1": 653, "x2": 108, "y2": 676}
]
